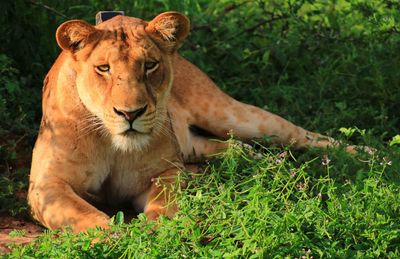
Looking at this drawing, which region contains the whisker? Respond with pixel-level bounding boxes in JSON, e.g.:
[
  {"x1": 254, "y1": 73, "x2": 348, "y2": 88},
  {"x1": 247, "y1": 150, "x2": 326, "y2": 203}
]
[{"x1": 76, "y1": 113, "x2": 109, "y2": 139}]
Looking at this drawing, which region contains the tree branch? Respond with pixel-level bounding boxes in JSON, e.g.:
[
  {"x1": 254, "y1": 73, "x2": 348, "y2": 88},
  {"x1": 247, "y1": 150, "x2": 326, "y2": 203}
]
[{"x1": 26, "y1": 0, "x2": 70, "y2": 19}]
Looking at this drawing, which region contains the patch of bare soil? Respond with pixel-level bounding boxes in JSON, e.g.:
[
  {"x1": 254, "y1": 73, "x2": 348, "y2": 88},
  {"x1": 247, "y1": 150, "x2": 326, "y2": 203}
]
[{"x1": 0, "y1": 214, "x2": 43, "y2": 254}]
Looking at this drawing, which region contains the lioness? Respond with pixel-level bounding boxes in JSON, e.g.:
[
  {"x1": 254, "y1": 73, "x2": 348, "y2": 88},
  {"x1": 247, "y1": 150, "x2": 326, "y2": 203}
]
[{"x1": 29, "y1": 11, "x2": 350, "y2": 232}]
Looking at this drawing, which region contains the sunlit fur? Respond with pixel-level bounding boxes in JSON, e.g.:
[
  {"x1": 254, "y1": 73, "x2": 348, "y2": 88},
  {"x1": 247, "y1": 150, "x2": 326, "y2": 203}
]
[{"x1": 70, "y1": 20, "x2": 176, "y2": 153}]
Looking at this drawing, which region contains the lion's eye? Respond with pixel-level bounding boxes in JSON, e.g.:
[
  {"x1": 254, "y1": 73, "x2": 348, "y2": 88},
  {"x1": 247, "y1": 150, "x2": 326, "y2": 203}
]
[
  {"x1": 96, "y1": 64, "x2": 110, "y2": 73},
  {"x1": 144, "y1": 61, "x2": 159, "y2": 74}
]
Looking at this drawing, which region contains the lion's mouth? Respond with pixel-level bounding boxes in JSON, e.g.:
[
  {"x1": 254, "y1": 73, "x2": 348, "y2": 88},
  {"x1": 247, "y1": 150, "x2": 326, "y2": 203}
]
[
  {"x1": 111, "y1": 117, "x2": 156, "y2": 137},
  {"x1": 120, "y1": 128, "x2": 140, "y2": 136},
  {"x1": 120, "y1": 127, "x2": 151, "y2": 136},
  {"x1": 121, "y1": 129, "x2": 137, "y2": 135}
]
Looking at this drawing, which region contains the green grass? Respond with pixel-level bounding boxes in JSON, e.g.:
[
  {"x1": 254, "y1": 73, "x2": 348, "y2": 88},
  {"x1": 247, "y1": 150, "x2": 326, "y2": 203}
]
[
  {"x1": 7, "y1": 139, "x2": 400, "y2": 258},
  {"x1": 1, "y1": 0, "x2": 400, "y2": 257}
]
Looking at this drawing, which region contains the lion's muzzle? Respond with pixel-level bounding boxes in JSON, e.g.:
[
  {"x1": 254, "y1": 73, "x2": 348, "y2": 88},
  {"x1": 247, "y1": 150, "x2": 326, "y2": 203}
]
[{"x1": 113, "y1": 104, "x2": 148, "y2": 124}]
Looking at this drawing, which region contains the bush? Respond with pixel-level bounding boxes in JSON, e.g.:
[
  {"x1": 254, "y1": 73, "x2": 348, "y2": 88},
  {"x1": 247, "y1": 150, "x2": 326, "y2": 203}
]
[{"x1": 0, "y1": 54, "x2": 34, "y2": 215}]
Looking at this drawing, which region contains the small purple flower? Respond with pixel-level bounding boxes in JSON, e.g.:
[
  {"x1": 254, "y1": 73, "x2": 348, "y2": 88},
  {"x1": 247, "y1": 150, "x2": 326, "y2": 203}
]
[
  {"x1": 296, "y1": 182, "x2": 306, "y2": 191},
  {"x1": 278, "y1": 151, "x2": 288, "y2": 158},
  {"x1": 321, "y1": 155, "x2": 331, "y2": 166},
  {"x1": 380, "y1": 157, "x2": 392, "y2": 166}
]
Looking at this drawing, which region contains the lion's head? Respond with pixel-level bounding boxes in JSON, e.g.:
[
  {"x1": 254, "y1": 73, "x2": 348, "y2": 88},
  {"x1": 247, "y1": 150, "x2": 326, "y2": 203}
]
[{"x1": 55, "y1": 12, "x2": 189, "y2": 152}]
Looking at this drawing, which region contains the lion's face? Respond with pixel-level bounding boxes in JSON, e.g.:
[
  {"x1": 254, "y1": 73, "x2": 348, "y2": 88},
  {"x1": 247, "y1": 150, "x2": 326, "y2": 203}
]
[
  {"x1": 74, "y1": 30, "x2": 173, "y2": 151},
  {"x1": 56, "y1": 13, "x2": 190, "y2": 151}
]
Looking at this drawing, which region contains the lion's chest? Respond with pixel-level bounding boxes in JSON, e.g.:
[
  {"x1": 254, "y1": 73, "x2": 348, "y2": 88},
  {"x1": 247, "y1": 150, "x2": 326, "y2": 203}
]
[
  {"x1": 85, "y1": 150, "x2": 172, "y2": 204},
  {"x1": 107, "y1": 159, "x2": 157, "y2": 200}
]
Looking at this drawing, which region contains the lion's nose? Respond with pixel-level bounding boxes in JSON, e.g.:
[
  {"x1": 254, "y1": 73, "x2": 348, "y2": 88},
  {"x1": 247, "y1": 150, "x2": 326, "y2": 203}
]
[{"x1": 113, "y1": 105, "x2": 148, "y2": 123}]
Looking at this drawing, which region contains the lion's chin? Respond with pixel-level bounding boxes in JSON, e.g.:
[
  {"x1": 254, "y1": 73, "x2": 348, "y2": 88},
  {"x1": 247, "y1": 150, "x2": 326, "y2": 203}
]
[{"x1": 111, "y1": 133, "x2": 152, "y2": 153}]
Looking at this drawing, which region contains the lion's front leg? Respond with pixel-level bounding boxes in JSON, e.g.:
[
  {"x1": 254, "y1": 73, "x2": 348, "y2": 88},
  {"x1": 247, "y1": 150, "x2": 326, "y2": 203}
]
[
  {"x1": 28, "y1": 178, "x2": 110, "y2": 233},
  {"x1": 144, "y1": 165, "x2": 198, "y2": 220}
]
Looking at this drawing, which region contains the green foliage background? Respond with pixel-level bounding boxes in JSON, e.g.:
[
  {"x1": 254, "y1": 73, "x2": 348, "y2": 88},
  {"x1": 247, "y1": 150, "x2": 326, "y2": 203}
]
[{"x1": 0, "y1": 0, "x2": 399, "y2": 257}]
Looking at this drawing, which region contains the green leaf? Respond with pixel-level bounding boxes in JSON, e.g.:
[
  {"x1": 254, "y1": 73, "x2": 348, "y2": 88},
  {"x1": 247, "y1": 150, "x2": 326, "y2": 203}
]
[
  {"x1": 262, "y1": 50, "x2": 270, "y2": 64},
  {"x1": 82, "y1": 239, "x2": 91, "y2": 251},
  {"x1": 339, "y1": 127, "x2": 356, "y2": 138},
  {"x1": 389, "y1": 135, "x2": 400, "y2": 146},
  {"x1": 115, "y1": 211, "x2": 124, "y2": 225}
]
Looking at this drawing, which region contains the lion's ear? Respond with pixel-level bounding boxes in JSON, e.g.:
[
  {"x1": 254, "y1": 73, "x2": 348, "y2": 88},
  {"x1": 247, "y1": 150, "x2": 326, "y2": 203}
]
[
  {"x1": 56, "y1": 20, "x2": 97, "y2": 51},
  {"x1": 145, "y1": 12, "x2": 190, "y2": 53}
]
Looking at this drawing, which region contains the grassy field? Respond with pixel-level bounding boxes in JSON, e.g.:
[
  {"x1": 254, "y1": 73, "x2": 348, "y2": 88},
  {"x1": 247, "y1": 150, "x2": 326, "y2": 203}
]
[
  {"x1": 1, "y1": 0, "x2": 400, "y2": 257},
  {"x1": 7, "y1": 142, "x2": 400, "y2": 257}
]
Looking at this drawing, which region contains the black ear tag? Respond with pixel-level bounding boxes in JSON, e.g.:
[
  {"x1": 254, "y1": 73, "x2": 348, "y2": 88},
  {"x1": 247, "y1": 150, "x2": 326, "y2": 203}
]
[{"x1": 95, "y1": 11, "x2": 125, "y2": 25}]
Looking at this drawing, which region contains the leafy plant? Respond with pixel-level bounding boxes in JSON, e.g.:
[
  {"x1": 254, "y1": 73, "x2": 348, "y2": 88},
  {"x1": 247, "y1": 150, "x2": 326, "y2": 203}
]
[{"x1": 6, "y1": 141, "x2": 400, "y2": 257}]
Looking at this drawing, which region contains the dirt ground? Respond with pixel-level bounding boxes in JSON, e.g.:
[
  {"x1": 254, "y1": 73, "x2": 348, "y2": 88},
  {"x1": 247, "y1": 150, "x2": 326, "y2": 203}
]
[{"x1": 0, "y1": 214, "x2": 43, "y2": 254}]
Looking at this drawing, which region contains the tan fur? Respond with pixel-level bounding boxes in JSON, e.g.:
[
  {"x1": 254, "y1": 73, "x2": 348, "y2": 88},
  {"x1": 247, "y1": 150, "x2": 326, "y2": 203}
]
[{"x1": 29, "y1": 12, "x2": 352, "y2": 232}]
